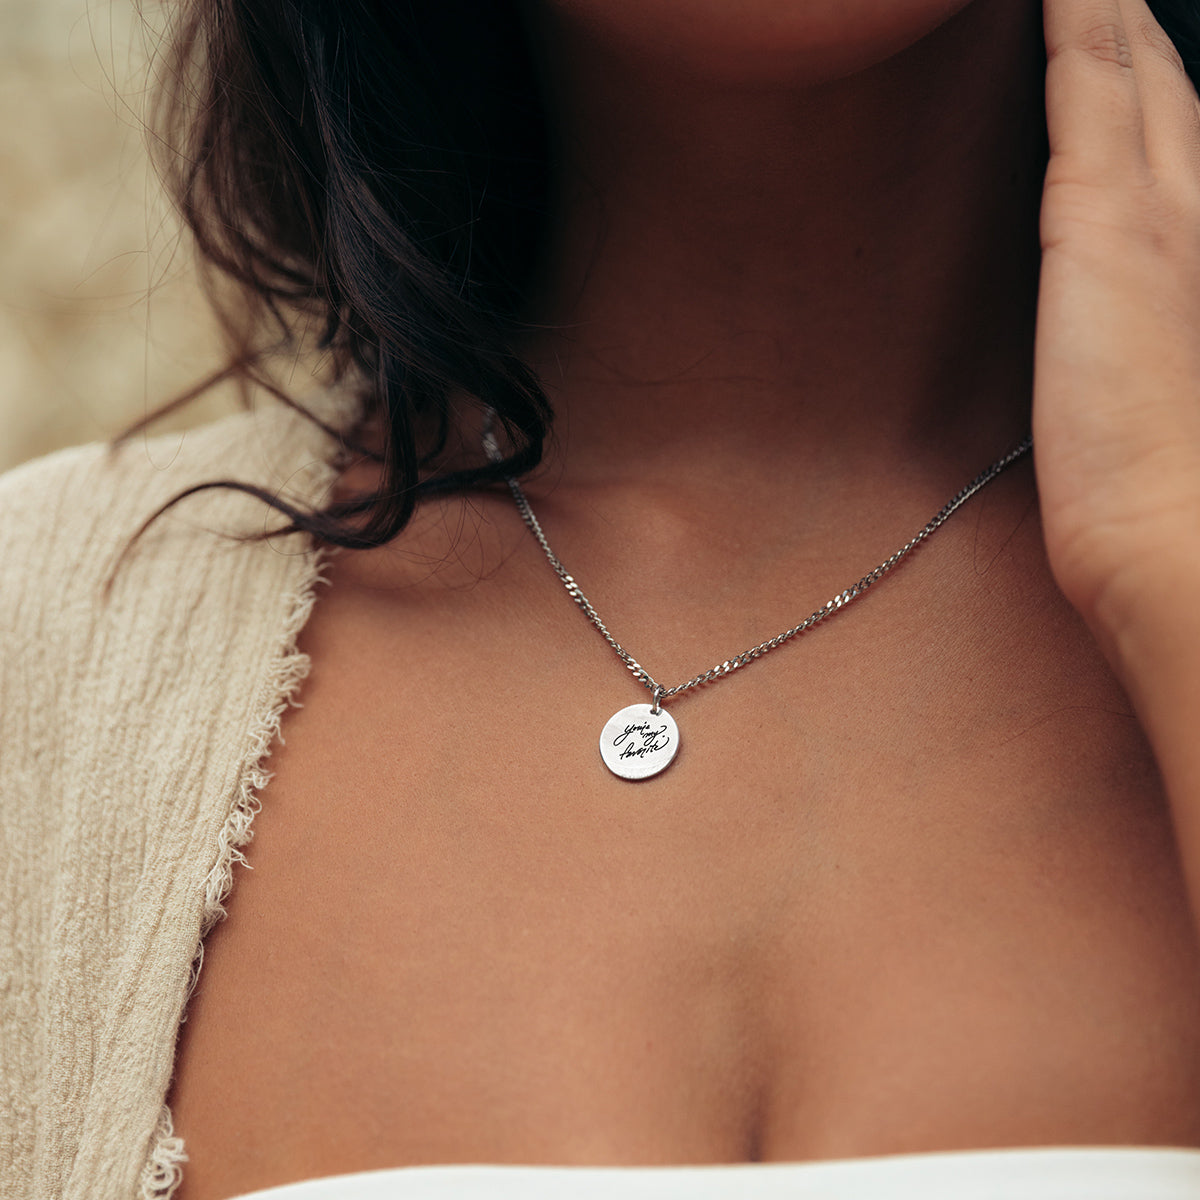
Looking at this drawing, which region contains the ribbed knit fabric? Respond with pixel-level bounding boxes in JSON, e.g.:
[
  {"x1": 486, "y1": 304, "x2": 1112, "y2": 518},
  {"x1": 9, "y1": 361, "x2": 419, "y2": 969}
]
[{"x1": 0, "y1": 399, "x2": 346, "y2": 1199}]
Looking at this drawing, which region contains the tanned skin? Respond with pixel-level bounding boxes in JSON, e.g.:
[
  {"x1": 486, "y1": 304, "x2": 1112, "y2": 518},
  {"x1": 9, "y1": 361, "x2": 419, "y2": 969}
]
[{"x1": 167, "y1": 1, "x2": 1200, "y2": 1195}]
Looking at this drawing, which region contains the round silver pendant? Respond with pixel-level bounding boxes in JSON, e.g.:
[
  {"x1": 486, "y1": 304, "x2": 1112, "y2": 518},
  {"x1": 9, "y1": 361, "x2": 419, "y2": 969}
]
[{"x1": 599, "y1": 703, "x2": 679, "y2": 780}]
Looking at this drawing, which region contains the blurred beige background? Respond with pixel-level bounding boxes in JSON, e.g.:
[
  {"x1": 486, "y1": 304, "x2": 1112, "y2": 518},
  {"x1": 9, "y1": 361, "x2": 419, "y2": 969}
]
[{"x1": 0, "y1": 0, "x2": 236, "y2": 473}]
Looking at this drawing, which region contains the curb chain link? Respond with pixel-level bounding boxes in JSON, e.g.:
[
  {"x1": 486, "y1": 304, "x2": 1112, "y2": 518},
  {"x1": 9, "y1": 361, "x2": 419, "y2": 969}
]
[{"x1": 484, "y1": 416, "x2": 1033, "y2": 708}]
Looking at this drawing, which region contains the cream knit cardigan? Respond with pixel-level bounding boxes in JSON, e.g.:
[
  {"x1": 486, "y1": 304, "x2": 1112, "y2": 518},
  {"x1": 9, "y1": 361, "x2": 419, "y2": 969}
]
[{"x1": 0, "y1": 400, "x2": 344, "y2": 1199}]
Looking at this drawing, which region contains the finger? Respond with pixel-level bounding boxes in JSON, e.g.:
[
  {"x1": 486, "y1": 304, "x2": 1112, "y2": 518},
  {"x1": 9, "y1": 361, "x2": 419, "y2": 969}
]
[
  {"x1": 1116, "y1": 0, "x2": 1200, "y2": 178},
  {"x1": 1044, "y1": 0, "x2": 1146, "y2": 172}
]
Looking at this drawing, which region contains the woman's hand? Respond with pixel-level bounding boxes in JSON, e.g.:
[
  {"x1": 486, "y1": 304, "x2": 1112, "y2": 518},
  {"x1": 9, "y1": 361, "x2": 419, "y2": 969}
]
[{"x1": 1036, "y1": 0, "x2": 1200, "y2": 647}]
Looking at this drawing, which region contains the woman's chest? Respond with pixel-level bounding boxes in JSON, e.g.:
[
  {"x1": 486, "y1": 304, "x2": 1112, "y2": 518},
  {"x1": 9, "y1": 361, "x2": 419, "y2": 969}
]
[{"x1": 167, "y1": 539, "x2": 1200, "y2": 1199}]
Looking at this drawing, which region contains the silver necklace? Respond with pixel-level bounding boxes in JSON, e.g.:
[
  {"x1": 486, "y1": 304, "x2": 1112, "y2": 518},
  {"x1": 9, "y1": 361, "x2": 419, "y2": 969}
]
[{"x1": 483, "y1": 417, "x2": 1032, "y2": 781}]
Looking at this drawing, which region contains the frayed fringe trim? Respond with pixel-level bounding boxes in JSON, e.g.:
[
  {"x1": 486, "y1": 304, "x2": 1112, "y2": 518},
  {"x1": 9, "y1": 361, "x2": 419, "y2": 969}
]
[
  {"x1": 138, "y1": 392, "x2": 358, "y2": 1199},
  {"x1": 139, "y1": 1105, "x2": 187, "y2": 1200},
  {"x1": 142, "y1": 541, "x2": 332, "y2": 1198},
  {"x1": 181, "y1": 554, "x2": 330, "y2": 1010}
]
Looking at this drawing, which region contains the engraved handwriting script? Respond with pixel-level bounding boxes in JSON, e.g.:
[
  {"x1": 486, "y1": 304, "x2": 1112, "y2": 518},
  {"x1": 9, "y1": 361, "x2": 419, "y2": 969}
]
[{"x1": 612, "y1": 720, "x2": 671, "y2": 759}]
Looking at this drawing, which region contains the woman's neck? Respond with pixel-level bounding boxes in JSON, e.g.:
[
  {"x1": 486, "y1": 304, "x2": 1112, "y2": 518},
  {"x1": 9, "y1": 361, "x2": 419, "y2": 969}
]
[{"x1": 518, "y1": 0, "x2": 1047, "y2": 498}]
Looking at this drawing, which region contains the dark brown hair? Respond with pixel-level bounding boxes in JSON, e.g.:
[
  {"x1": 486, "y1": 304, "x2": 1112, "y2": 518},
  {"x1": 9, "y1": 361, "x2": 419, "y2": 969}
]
[{"x1": 136, "y1": 0, "x2": 553, "y2": 547}]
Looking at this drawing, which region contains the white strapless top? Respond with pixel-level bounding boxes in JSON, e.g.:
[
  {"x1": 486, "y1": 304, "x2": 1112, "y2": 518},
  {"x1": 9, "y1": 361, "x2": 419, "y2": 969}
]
[{"x1": 228, "y1": 1147, "x2": 1200, "y2": 1199}]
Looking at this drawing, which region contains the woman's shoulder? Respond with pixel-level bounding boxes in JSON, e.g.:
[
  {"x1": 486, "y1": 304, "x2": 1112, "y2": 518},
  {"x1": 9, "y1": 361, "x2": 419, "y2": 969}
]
[
  {"x1": 0, "y1": 397, "x2": 354, "y2": 631},
  {"x1": 0, "y1": 400, "x2": 341, "y2": 572},
  {"x1": 0, "y1": 397, "x2": 344, "y2": 742},
  {"x1": 0, "y1": 396, "x2": 344, "y2": 1024}
]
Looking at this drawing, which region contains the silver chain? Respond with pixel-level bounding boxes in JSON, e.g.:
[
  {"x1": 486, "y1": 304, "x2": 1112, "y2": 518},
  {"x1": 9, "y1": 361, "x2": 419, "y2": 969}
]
[{"x1": 484, "y1": 416, "x2": 1032, "y2": 711}]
